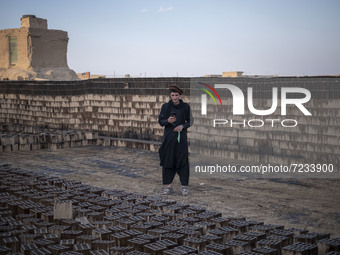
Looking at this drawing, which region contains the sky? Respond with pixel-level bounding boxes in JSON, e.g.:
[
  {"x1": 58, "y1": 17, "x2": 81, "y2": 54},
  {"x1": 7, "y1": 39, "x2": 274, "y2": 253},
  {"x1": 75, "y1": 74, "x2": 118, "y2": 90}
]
[{"x1": 1, "y1": 0, "x2": 339, "y2": 77}]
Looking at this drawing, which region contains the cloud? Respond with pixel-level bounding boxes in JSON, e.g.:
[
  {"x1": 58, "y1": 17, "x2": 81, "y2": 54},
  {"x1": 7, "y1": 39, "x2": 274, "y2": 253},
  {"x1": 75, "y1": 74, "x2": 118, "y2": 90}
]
[
  {"x1": 158, "y1": 7, "x2": 173, "y2": 12},
  {"x1": 140, "y1": 9, "x2": 150, "y2": 13}
]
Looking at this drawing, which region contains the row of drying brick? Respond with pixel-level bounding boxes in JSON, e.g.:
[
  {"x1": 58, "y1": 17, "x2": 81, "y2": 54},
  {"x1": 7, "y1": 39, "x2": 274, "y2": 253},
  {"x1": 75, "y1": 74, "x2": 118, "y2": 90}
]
[
  {"x1": 0, "y1": 126, "x2": 98, "y2": 153},
  {"x1": 0, "y1": 164, "x2": 339, "y2": 255}
]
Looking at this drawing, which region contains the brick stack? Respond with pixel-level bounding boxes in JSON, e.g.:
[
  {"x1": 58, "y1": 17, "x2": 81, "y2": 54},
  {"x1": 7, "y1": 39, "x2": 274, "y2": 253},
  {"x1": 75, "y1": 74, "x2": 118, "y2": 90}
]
[
  {"x1": 0, "y1": 125, "x2": 98, "y2": 152},
  {"x1": 0, "y1": 163, "x2": 339, "y2": 254}
]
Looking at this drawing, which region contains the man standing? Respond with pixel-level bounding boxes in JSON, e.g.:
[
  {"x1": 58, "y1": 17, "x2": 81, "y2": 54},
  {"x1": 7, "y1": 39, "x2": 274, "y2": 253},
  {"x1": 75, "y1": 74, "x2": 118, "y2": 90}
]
[{"x1": 158, "y1": 85, "x2": 194, "y2": 196}]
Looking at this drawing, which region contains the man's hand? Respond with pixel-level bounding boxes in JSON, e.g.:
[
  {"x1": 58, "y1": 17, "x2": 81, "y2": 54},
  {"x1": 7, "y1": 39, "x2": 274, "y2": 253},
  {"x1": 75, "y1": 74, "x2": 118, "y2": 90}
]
[
  {"x1": 174, "y1": 125, "x2": 183, "y2": 132},
  {"x1": 168, "y1": 116, "x2": 176, "y2": 124}
]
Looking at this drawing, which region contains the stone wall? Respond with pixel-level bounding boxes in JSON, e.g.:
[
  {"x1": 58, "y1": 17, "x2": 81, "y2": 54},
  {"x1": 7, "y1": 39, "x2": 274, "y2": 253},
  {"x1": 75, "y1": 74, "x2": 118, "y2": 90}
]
[{"x1": 0, "y1": 77, "x2": 339, "y2": 167}]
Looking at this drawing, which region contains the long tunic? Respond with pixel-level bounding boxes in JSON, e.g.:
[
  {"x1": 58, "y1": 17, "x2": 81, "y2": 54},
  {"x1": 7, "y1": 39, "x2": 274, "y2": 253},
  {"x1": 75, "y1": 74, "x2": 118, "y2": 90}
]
[{"x1": 158, "y1": 99, "x2": 194, "y2": 169}]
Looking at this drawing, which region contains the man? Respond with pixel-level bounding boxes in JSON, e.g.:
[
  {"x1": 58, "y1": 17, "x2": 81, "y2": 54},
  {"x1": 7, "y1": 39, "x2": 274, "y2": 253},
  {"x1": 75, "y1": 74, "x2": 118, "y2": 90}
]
[{"x1": 158, "y1": 85, "x2": 194, "y2": 196}]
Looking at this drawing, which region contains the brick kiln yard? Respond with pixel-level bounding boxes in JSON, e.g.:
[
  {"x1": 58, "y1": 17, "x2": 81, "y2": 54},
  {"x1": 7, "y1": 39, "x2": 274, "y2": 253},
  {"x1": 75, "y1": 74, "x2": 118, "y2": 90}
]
[{"x1": 0, "y1": 145, "x2": 339, "y2": 242}]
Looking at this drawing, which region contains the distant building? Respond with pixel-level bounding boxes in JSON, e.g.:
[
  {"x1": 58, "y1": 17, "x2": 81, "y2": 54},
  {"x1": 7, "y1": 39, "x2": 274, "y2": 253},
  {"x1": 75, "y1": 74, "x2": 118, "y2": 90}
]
[
  {"x1": 0, "y1": 15, "x2": 78, "y2": 80},
  {"x1": 222, "y1": 71, "x2": 244, "y2": 77},
  {"x1": 77, "y1": 72, "x2": 106, "y2": 80}
]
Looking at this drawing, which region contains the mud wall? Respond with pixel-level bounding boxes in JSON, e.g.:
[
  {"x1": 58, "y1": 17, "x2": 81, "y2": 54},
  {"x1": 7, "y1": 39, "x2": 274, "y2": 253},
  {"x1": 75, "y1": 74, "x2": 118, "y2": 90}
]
[{"x1": 0, "y1": 77, "x2": 339, "y2": 167}]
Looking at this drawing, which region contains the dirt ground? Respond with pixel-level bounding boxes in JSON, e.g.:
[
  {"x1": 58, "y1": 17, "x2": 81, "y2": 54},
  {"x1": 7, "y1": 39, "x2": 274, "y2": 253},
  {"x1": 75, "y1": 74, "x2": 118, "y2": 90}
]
[{"x1": 0, "y1": 145, "x2": 339, "y2": 237}]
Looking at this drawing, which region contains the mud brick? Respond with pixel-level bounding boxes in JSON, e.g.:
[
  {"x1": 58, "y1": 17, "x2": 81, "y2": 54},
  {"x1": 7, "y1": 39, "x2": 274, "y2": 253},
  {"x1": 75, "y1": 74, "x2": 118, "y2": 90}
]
[
  {"x1": 326, "y1": 252, "x2": 340, "y2": 255},
  {"x1": 34, "y1": 238, "x2": 56, "y2": 248},
  {"x1": 124, "y1": 230, "x2": 143, "y2": 238},
  {"x1": 146, "y1": 222, "x2": 163, "y2": 229},
  {"x1": 161, "y1": 225, "x2": 183, "y2": 233},
  {"x1": 19, "y1": 233, "x2": 41, "y2": 244},
  {"x1": 49, "y1": 226, "x2": 70, "y2": 236},
  {"x1": 252, "y1": 246, "x2": 279, "y2": 255},
  {"x1": 183, "y1": 237, "x2": 208, "y2": 252},
  {"x1": 294, "y1": 234, "x2": 319, "y2": 245},
  {"x1": 195, "y1": 212, "x2": 218, "y2": 222},
  {"x1": 48, "y1": 244, "x2": 71, "y2": 254},
  {"x1": 115, "y1": 203, "x2": 133, "y2": 211},
  {"x1": 109, "y1": 226, "x2": 127, "y2": 234},
  {"x1": 246, "y1": 221, "x2": 264, "y2": 227},
  {"x1": 226, "y1": 240, "x2": 251, "y2": 254},
  {"x1": 61, "y1": 219, "x2": 79, "y2": 230},
  {"x1": 30, "y1": 248, "x2": 53, "y2": 255},
  {"x1": 8, "y1": 220, "x2": 24, "y2": 230},
  {"x1": 87, "y1": 212, "x2": 105, "y2": 222},
  {"x1": 60, "y1": 239, "x2": 75, "y2": 248},
  {"x1": 0, "y1": 232, "x2": 12, "y2": 239},
  {"x1": 41, "y1": 212, "x2": 54, "y2": 223},
  {"x1": 238, "y1": 252, "x2": 262, "y2": 255},
  {"x1": 187, "y1": 206, "x2": 206, "y2": 214},
  {"x1": 129, "y1": 216, "x2": 146, "y2": 224},
  {"x1": 78, "y1": 224, "x2": 95, "y2": 235},
  {"x1": 267, "y1": 236, "x2": 291, "y2": 247},
  {"x1": 124, "y1": 209, "x2": 142, "y2": 216},
  {"x1": 168, "y1": 221, "x2": 188, "y2": 228},
  {"x1": 30, "y1": 208, "x2": 47, "y2": 219},
  {"x1": 21, "y1": 243, "x2": 38, "y2": 254},
  {"x1": 155, "y1": 239, "x2": 177, "y2": 249},
  {"x1": 206, "y1": 243, "x2": 231, "y2": 255},
  {"x1": 93, "y1": 229, "x2": 112, "y2": 240},
  {"x1": 250, "y1": 225, "x2": 280, "y2": 237},
  {"x1": 282, "y1": 242, "x2": 318, "y2": 255},
  {"x1": 144, "y1": 242, "x2": 168, "y2": 255},
  {"x1": 91, "y1": 240, "x2": 115, "y2": 252},
  {"x1": 184, "y1": 225, "x2": 204, "y2": 235},
  {"x1": 194, "y1": 222, "x2": 216, "y2": 235},
  {"x1": 136, "y1": 213, "x2": 157, "y2": 222},
  {"x1": 177, "y1": 228, "x2": 200, "y2": 238},
  {"x1": 90, "y1": 249, "x2": 110, "y2": 255},
  {"x1": 60, "y1": 230, "x2": 83, "y2": 240},
  {"x1": 318, "y1": 238, "x2": 340, "y2": 255},
  {"x1": 11, "y1": 229, "x2": 29, "y2": 238},
  {"x1": 164, "y1": 205, "x2": 184, "y2": 214},
  {"x1": 110, "y1": 246, "x2": 134, "y2": 255},
  {"x1": 200, "y1": 235, "x2": 223, "y2": 245},
  {"x1": 148, "y1": 228, "x2": 170, "y2": 238},
  {"x1": 269, "y1": 230, "x2": 294, "y2": 245},
  {"x1": 244, "y1": 232, "x2": 266, "y2": 242},
  {"x1": 78, "y1": 202, "x2": 93, "y2": 209},
  {"x1": 149, "y1": 202, "x2": 167, "y2": 211},
  {"x1": 210, "y1": 218, "x2": 230, "y2": 228},
  {"x1": 0, "y1": 246, "x2": 13, "y2": 254},
  {"x1": 44, "y1": 234, "x2": 60, "y2": 243},
  {"x1": 111, "y1": 232, "x2": 131, "y2": 246},
  {"x1": 228, "y1": 221, "x2": 250, "y2": 234},
  {"x1": 309, "y1": 232, "x2": 331, "y2": 241},
  {"x1": 256, "y1": 239, "x2": 282, "y2": 253},
  {"x1": 162, "y1": 213, "x2": 181, "y2": 221},
  {"x1": 235, "y1": 235, "x2": 258, "y2": 248},
  {"x1": 117, "y1": 219, "x2": 138, "y2": 230},
  {"x1": 285, "y1": 229, "x2": 309, "y2": 236},
  {"x1": 16, "y1": 213, "x2": 34, "y2": 221},
  {"x1": 89, "y1": 205, "x2": 107, "y2": 212},
  {"x1": 127, "y1": 237, "x2": 151, "y2": 251},
  {"x1": 105, "y1": 208, "x2": 121, "y2": 216},
  {"x1": 208, "y1": 227, "x2": 237, "y2": 243},
  {"x1": 93, "y1": 221, "x2": 112, "y2": 230},
  {"x1": 133, "y1": 205, "x2": 150, "y2": 213},
  {"x1": 76, "y1": 235, "x2": 99, "y2": 245},
  {"x1": 150, "y1": 216, "x2": 169, "y2": 224},
  {"x1": 180, "y1": 217, "x2": 200, "y2": 225},
  {"x1": 73, "y1": 243, "x2": 91, "y2": 254},
  {"x1": 161, "y1": 233, "x2": 185, "y2": 245},
  {"x1": 126, "y1": 251, "x2": 150, "y2": 255},
  {"x1": 138, "y1": 234, "x2": 159, "y2": 243},
  {"x1": 34, "y1": 228, "x2": 49, "y2": 236},
  {"x1": 170, "y1": 245, "x2": 198, "y2": 254},
  {"x1": 0, "y1": 210, "x2": 12, "y2": 218},
  {"x1": 200, "y1": 251, "x2": 224, "y2": 255},
  {"x1": 130, "y1": 224, "x2": 154, "y2": 234}
]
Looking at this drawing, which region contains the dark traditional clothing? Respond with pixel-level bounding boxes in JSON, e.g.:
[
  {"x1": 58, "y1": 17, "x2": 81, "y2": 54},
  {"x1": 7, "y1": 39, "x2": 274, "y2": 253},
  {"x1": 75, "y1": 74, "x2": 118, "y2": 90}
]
[{"x1": 158, "y1": 99, "x2": 194, "y2": 186}]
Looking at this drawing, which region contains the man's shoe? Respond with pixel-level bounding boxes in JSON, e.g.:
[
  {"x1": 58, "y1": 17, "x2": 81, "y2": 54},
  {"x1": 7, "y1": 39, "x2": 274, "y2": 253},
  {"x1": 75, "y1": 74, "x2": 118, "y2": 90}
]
[
  {"x1": 162, "y1": 186, "x2": 173, "y2": 195},
  {"x1": 181, "y1": 186, "x2": 189, "y2": 196}
]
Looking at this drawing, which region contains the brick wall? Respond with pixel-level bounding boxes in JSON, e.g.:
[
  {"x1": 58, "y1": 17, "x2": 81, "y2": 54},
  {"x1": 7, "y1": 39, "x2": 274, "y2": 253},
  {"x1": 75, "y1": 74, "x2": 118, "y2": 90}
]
[{"x1": 0, "y1": 77, "x2": 339, "y2": 167}]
